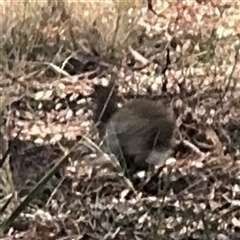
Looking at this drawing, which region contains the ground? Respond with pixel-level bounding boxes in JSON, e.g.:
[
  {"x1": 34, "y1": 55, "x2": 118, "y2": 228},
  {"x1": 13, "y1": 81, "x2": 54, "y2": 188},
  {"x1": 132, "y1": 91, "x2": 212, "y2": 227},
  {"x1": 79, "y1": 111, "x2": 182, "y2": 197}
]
[{"x1": 1, "y1": 0, "x2": 240, "y2": 239}]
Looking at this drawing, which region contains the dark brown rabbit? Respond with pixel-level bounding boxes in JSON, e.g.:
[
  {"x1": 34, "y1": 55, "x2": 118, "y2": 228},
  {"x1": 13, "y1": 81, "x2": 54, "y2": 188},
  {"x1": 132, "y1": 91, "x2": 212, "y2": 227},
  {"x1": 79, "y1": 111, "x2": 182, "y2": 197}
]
[{"x1": 103, "y1": 98, "x2": 175, "y2": 173}]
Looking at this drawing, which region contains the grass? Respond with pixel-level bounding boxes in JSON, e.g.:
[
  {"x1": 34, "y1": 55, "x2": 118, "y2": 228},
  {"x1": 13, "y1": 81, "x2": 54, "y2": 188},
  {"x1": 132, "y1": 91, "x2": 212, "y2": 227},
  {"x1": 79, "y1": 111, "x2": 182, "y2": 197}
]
[
  {"x1": 0, "y1": 0, "x2": 145, "y2": 236},
  {"x1": 0, "y1": 0, "x2": 142, "y2": 71},
  {"x1": 1, "y1": 0, "x2": 240, "y2": 239}
]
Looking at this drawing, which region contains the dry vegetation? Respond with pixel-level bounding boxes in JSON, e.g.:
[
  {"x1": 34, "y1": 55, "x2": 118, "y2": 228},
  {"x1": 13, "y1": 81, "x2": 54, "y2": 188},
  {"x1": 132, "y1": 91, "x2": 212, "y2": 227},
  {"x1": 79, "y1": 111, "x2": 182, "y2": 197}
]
[{"x1": 1, "y1": 0, "x2": 240, "y2": 239}]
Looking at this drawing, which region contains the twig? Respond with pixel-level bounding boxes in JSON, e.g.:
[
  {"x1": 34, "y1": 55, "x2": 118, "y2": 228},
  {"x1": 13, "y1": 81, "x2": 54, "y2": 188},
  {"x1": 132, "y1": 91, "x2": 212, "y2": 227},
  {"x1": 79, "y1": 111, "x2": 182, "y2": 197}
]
[
  {"x1": 182, "y1": 139, "x2": 203, "y2": 155},
  {"x1": 221, "y1": 45, "x2": 239, "y2": 101},
  {"x1": 128, "y1": 45, "x2": 149, "y2": 66}
]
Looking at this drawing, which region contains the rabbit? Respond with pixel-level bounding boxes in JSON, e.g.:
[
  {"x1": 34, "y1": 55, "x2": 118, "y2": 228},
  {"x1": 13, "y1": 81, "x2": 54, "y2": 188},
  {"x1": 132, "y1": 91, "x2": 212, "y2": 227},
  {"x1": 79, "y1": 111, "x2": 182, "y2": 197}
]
[{"x1": 103, "y1": 98, "x2": 175, "y2": 174}]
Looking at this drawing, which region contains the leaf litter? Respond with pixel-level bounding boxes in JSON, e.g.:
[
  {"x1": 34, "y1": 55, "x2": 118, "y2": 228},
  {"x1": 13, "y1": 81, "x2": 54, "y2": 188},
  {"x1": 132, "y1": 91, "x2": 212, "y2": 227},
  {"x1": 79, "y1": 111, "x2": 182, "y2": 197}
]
[{"x1": 1, "y1": 1, "x2": 240, "y2": 239}]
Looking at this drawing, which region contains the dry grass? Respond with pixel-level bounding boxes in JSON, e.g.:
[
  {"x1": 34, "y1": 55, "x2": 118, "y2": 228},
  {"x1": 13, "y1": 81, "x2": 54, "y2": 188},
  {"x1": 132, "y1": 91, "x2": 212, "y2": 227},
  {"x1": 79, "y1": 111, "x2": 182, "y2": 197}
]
[
  {"x1": 0, "y1": 0, "x2": 142, "y2": 70},
  {"x1": 0, "y1": 0, "x2": 145, "y2": 236},
  {"x1": 1, "y1": 0, "x2": 240, "y2": 239}
]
